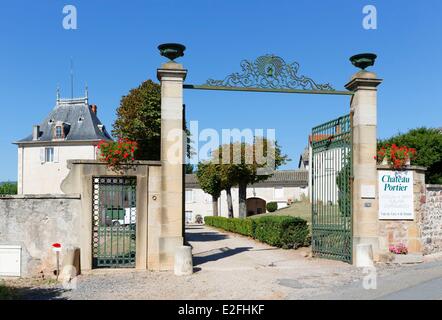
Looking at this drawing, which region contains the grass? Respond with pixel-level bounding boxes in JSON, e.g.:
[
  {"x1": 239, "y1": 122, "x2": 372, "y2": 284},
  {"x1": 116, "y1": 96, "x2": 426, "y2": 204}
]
[{"x1": 250, "y1": 201, "x2": 312, "y2": 224}]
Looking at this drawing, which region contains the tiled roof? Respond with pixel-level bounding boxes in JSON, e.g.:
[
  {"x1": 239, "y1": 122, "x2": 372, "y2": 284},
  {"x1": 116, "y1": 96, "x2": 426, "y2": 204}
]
[
  {"x1": 309, "y1": 134, "x2": 332, "y2": 145},
  {"x1": 185, "y1": 170, "x2": 308, "y2": 188},
  {"x1": 16, "y1": 97, "x2": 112, "y2": 144}
]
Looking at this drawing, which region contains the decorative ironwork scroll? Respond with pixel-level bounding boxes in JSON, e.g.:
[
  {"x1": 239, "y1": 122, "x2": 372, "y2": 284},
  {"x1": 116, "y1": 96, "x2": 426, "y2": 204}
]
[{"x1": 204, "y1": 54, "x2": 335, "y2": 91}]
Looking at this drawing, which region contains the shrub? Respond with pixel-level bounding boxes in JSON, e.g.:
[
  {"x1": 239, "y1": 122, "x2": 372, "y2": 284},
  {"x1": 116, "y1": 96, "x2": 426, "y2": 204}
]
[
  {"x1": 204, "y1": 216, "x2": 253, "y2": 237},
  {"x1": 204, "y1": 215, "x2": 309, "y2": 249},
  {"x1": 266, "y1": 202, "x2": 278, "y2": 213},
  {"x1": 253, "y1": 216, "x2": 309, "y2": 249}
]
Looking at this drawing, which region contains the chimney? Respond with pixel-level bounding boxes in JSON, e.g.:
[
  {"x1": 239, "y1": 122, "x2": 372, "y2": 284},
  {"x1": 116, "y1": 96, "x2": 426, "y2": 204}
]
[
  {"x1": 90, "y1": 104, "x2": 97, "y2": 115},
  {"x1": 32, "y1": 125, "x2": 40, "y2": 141}
]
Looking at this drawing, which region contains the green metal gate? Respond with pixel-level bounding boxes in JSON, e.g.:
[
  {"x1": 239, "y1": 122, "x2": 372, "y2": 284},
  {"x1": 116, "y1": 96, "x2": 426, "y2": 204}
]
[
  {"x1": 311, "y1": 114, "x2": 353, "y2": 263},
  {"x1": 92, "y1": 177, "x2": 137, "y2": 268}
]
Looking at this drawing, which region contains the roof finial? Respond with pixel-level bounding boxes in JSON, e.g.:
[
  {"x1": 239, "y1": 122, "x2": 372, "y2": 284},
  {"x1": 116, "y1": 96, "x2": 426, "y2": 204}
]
[
  {"x1": 56, "y1": 86, "x2": 61, "y2": 101},
  {"x1": 85, "y1": 83, "x2": 89, "y2": 103},
  {"x1": 70, "y1": 57, "x2": 74, "y2": 99}
]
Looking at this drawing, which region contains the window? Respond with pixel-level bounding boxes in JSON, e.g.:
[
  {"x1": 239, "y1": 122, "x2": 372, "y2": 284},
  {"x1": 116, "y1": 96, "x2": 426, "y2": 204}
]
[
  {"x1": 185, "y1": 211, "x2": 193, "y2": 224},
  {"x1": 45, "y1": 147, "x2": 54, "y2": 163},
  {"x1": 185, "y1": 189, "x2": 193, "y2": 203},
  {"x1": 55, "y1": 126, "x2": 63, "y2": 139}
]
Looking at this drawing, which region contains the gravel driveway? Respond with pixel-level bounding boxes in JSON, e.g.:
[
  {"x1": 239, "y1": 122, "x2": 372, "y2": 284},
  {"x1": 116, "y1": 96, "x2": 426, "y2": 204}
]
[{"x1": 5, "y1": 225, "x2": 432, "y2": 300}]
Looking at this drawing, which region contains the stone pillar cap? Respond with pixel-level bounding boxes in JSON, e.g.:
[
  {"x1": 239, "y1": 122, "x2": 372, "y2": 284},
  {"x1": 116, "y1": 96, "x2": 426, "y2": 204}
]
[
  {"x1": 160, "y1": 61, "x2": 184, "y2": 70},
  {"x1": 157, "y1": 63, "x2": 187, "y2": 81},
  {"x1": 345, "y1": 71, "x2": 382, "y2": 91}
]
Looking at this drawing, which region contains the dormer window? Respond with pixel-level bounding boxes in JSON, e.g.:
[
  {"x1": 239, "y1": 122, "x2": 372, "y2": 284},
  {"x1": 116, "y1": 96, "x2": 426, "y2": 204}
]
[{"x1": 55, "y1": 125, "x2": 63, "y2": 139}]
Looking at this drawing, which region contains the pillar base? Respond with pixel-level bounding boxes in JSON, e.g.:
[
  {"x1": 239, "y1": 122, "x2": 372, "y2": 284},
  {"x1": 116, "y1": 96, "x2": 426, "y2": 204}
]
[{"x1": 353, "y1": 236, "x2": 380, "y2": 263}]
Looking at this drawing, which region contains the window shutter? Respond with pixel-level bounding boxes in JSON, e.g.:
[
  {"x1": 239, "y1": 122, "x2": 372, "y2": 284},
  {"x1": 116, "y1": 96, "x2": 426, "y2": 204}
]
[
  {"x1": 54, "y1": 147, "x2": 59, "y2": 163},
  {"x1": 40, "y1": 148, "x2": 45, "y2": 163}
]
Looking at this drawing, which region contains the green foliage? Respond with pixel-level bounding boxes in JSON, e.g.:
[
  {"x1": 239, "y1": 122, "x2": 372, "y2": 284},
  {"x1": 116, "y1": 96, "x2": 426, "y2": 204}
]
[
  {"x1": 196, "y1": 162, "x2": 223, "y2": 199},
  {"x1": 266, "y1": 202, "x2": 278, "y2": 213},
  {"x1": 0, "y1": 182, "x2": 17, "y2": 195},
  {"x1": 253, "y1": 216, "x2": 309, "y2": 249},
  {"x1": 204, "y1": 216, "x2": 254, "y2": 237},
  {"x1": 112, "y1": 79, "x2": 193, "y2": 161},
  {"x1": 112, "y1": 80, "x2": 161, "y2": 160},
  {"x1": 212, "y1": 138, "x2": 290, "y2": 217},
  {"x1": 204, "y1": 215, "x2": 309, "y2": 249},
  {"x1": 213, "y1": 138, "x2": 289, "y2": 186},
  {"x1": 379, "y1": 128, "x2": 442, "y2": 184}
]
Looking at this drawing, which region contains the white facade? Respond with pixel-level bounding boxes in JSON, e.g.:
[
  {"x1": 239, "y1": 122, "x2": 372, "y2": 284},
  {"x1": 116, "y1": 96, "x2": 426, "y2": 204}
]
[
  {"x1": 185, "y1": 179, "x2": 308, "y2": 223},
  {"x1": 17, "y1": 143, "x2": 98, "y2": 194},
  {"x1": 15, "y1": 95, "x2": 112, "y2": 195}
]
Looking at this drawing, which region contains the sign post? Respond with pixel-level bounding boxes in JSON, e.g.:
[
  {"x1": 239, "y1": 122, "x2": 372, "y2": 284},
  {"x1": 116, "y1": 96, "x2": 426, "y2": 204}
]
[{"x1": 52, "y1": 243, "x2": 62, "y2": 280}]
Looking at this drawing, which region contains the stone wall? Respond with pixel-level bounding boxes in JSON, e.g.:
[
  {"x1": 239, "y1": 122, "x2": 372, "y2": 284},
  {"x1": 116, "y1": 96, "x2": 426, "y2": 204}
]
[
  {"x1": 422, "y1": 185, "x2": 442, "y2": 254},
  {"x1": 0, "y1": 194, "x2": 81, "y2": 277}
]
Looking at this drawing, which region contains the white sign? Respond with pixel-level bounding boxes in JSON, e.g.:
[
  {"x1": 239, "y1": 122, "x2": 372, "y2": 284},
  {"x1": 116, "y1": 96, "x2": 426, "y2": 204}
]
[{"x1": 378, "y1": 170, "x2": 414, "y2": 220}]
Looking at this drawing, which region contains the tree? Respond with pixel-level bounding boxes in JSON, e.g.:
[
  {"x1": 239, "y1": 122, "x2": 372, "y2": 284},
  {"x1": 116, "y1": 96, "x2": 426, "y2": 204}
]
[
  {"x1": 112, "y1": 79, "x2": 193, "y2": 160},
  {"x1": 196, "y1": 162, "x2": 222, "y2": 216},
  {"x1": 379, "y1": 128, "x2": 442, "y2": 184},
  {"x1": 218, "y1": 163, "x2": 238, "y2": 218},
  {"x1": 213, "y1": 138, "x2": 289, "y2": 218},
  {"x1": 0, "y1": 182, "x2": 17, "y2": 195},
  {"x1": 113, "y1": 80, "x2": 161, "y2": 160}
]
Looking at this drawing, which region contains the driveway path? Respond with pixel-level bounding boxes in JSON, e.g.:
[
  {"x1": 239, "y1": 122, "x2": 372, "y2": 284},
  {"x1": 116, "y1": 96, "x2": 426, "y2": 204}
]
[{"x1": 7, "y1": 225, "x2": 441, "y2": 300}]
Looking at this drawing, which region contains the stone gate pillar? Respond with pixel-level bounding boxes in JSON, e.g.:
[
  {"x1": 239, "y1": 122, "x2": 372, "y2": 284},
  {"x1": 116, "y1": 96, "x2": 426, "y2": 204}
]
[
  {"x1": 345, "y1": 70, "x2": 382, "y2": 263},
  {"x1": 156, "y1": 60, "x2": 187, "y2": 270}
]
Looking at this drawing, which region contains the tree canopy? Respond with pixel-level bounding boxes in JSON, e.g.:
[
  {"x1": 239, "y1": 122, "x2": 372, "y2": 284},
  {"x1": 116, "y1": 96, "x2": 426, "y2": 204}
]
[
  {"x1": 112, "y1": 79, "x2": 193, "y2": 161},
  {"x1": 211, "y1": 138, "x2": 289, "y2": 217},
  {"x1": 196, "y1": 162, "x2": 223, "y2": 216},
  {"x1": 196, "y1": 162, "x2": 222, "y2": 199},
  {"x1": 113, "y1": 80, "x2": 161, "y2": 160},
  {"x1": 379, "y1": 127, "x2": 442, "y2": 184}
]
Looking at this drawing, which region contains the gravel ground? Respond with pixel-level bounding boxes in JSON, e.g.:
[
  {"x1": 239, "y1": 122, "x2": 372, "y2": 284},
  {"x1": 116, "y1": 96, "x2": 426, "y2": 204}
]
[{"x1": 3, "y1": 225, "x2": 436, "y2": 300}]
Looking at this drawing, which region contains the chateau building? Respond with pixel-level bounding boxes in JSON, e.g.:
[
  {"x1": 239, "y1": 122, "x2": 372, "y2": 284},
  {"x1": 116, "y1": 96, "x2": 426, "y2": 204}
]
[{"x1": 14, "y1": 92, "x2": 112, "y2": 194}]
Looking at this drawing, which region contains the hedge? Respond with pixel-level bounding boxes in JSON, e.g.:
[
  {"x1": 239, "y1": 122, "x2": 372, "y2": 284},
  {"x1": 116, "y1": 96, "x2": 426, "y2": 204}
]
[
  {"x1": 204, "y1": 216, "x2": 309, "y2": 249},
  {"x1": 204, "y1": 216, "x2": 253, "y2": 237}
]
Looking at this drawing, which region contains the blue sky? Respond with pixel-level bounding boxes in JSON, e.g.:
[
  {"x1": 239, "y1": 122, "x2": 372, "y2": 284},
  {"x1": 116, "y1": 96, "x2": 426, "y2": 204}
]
[{"x1": 0, "y1": 0, "x2": 441, "y2": 181}]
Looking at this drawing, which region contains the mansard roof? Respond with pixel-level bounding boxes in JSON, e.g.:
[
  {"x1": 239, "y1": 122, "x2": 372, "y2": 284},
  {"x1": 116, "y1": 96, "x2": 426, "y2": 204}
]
[{"x1": 15, "y1": 96, "x2": 112, "y2": 144}]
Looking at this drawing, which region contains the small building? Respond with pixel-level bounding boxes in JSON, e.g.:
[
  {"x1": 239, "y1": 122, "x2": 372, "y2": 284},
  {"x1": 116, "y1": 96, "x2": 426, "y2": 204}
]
[
  {"x1": 184, "y1": 170, "x2": 308, "y2": 223},
  {"x1": 14, "y1": 93, "x2": 112, "y2": 194}
]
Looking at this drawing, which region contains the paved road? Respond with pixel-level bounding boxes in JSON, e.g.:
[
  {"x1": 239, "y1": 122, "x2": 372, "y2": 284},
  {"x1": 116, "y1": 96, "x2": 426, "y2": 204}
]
[
  {"x1": 8, "y1": 225, "x2": 442, "y2": 300},
  {"x1": 309, "y1": 260, "x2": 442, "y2": 300}
]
